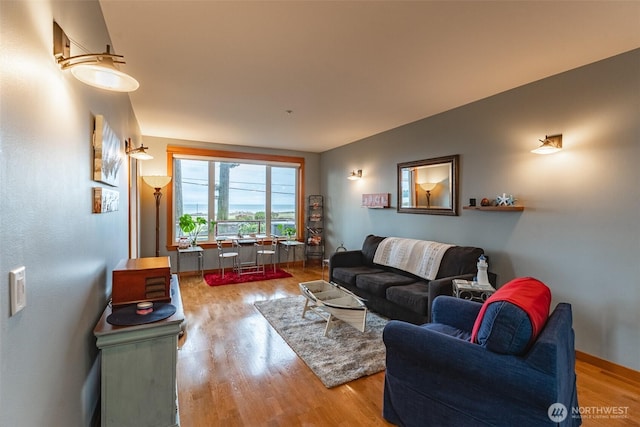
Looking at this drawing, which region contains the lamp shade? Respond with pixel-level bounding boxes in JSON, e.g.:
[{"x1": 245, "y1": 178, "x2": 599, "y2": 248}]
[
  {"x1": 70, "y1": 60, "x2": 139, "y2": 92},
  {"x1": 419, "y1": 182, "x2": 437, "y2": 191},
  {"x1": 347, "y1": 169, "x2": 362, "y2": 180},
  {"x1": 128, "y1": 149, "x2": 153, "y2": 160},
  {"x1": 125, "y1": 139, "x2": 153, "y2": 160},
  {"x1": 532, "y1": 134, "x2": 563, "y2": 154},
  {"x1": 142, "y1": 175, "x2": 172, "y2": 189}
]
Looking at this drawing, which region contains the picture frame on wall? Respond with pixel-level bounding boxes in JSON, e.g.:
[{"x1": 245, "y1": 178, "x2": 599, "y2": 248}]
[
  {"x1": 362, "y1": 193, "x2": 390, "y2": 208},
  {"x1": 93, "y1": 115, "x2": 122, "y2": 187},
  {"x1": 93, "y1": 187, "x2": 120, "y2": 213}
]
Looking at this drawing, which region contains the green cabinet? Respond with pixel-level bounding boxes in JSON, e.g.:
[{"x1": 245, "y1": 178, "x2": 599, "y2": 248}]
[{"x1": 94, "y1": 275, "x2": 184, "y2": 427}]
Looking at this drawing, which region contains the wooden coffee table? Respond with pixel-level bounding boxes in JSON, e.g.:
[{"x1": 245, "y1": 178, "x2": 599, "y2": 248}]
[{"x1": 299, "y1": 280, "x2": 367, "y2": 336}]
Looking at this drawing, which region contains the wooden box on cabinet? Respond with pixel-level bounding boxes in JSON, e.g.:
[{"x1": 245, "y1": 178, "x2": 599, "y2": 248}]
[{"x1": 112, "y1": 256, "x2": 171, "y2": 307}]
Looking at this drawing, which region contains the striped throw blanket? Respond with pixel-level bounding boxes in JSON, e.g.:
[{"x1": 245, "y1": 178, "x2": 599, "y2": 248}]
[{"x1": 373, "y1": 237, "x2": 454, "y2": 281}]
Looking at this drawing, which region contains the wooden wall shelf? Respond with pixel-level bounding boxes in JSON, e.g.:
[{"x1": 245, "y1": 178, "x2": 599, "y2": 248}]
[{"x1": 463, "y1": 206, "x2": 525, "y2": 212}]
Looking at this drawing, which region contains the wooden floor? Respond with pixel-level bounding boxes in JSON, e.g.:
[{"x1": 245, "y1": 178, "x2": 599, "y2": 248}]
[{"x1": 176, "y1": 264, "x2": 640, "y2": 426}]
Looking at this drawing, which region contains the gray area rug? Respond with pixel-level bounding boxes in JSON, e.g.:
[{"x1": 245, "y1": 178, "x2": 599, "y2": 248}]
[{"x1": 254, "y1": 295, "x2": 388, "y2": 388}]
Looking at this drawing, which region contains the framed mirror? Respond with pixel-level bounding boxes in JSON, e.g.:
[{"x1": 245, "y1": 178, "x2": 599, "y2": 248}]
[{"x1": 397, "y1": 154, "x2": 459, "y2": 215}]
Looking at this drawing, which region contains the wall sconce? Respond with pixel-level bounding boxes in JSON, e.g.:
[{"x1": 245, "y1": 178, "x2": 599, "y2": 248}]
[
  {"x1": 142, "y1": 176, "x2": 172, "y2": 257},
  {"x1": 419, "y1": 182, "x2": 437, "y2": 208},
  {"x1": 532, "y1": 134, "x2": 563, "y2": 154},
  {"x1": 125, "y1": 138, "x2": 153, "y2": 160},
  {"x1": 53, "y1": 22, "x2": 139, "y2": 92},
  {"x1": 348, "y1": 169, "x2": 362, "y2": 180}
]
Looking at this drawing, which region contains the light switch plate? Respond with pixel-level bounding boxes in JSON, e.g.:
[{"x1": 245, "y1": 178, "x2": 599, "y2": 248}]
[{"x1": 10, "y1": 266, "x2": 26, "y2": 315}]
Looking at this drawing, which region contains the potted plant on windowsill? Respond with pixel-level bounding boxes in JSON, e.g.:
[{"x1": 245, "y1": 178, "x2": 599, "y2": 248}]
[
  {"x1": 179, "y1": 214, "x2": 209, "y2": 247},
  {"x1": 276, "y1": 224, "x2": 297, "y2": 241}
]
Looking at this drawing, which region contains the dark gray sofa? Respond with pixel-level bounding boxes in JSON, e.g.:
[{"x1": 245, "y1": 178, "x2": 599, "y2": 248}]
[{"x1": 329, "y1": 235, "x2": 494, "y2": 324}]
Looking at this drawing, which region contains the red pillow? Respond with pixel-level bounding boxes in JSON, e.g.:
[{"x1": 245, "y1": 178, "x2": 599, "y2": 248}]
[{"x1": 470, "y1": 277, "x2": 551, "y2": 344}]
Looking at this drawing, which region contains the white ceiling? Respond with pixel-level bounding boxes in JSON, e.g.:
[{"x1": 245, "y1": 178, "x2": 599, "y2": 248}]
[{"x1": 99, "y1": 1, "x2": 640, "y2": 153}]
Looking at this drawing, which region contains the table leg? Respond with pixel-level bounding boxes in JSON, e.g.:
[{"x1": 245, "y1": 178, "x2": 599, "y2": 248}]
[
  {"x1": 324, "y1": 313, "x2": 335, "y2": 337},
  {"x1": 288, "y1": 245, "x2": 293, "y2": 268}
]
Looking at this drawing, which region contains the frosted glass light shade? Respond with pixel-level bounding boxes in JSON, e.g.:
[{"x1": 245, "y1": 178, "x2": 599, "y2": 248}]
[
  {"x1": 347, "y1": 169, "x2": 362, "y2": 180},
  {"x1": 532, "y1": 134, "x2": 563, "y2": 154},
  {"x1": 70, "y1": 61, "x2": 139, "y2": 92},
  {"x1": 128, "y1": 149, "x2": 153, "y2": 160},
  {"x1": 143, "y1": 176, "x2": 172, "y2": 189}
]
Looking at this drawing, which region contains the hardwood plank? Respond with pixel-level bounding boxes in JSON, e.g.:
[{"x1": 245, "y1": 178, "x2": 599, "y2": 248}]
[
  {"x1": 577, "y1": 350, "x2": 640, "y2": 385},
  {"x1": 177, "y1": 265, "x2": 640, "y2": 426}
]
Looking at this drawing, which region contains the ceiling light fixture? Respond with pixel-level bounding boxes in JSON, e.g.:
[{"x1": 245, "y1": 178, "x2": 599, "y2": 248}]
[
  {"x1": 125, "y1": 138, "x2": 153, "y2": 160},
  {"x1": 532, "y1": 134, "x2": 563, "y2": 154},
  {"x1": 53, "y1": 22, "x2": 139, "y2": 92},
  {"x1": 348, "y1": 169, "x2": 362, "y2": 180}
]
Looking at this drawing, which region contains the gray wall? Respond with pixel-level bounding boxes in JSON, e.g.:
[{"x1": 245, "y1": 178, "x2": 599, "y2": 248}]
[
  {"x1": 0, "y1": 1, "x2": 139, "y2": 425},
  {"x1": 321, "y1": 49, "x2": 640, "y2": 371},
  {"x1": 137, "y1": 136, "x2": 321, "y2": 269}
]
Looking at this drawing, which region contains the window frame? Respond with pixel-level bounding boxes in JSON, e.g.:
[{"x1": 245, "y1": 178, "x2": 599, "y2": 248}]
[{"x1": 165, "y1": 145, "x2": 305, "y2": 250}]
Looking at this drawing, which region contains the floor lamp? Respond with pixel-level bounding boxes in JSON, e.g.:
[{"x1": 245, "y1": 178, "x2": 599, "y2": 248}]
[
  {"x1": 142, "y1": 175, "x2": 172, "y2": 257},
  {"x1": 419, "y1": 182, "x2": 436, "y2": 208}
]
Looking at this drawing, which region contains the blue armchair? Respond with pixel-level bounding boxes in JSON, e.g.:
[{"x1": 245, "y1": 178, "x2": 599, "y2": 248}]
[{"x1": 383, "y1": 296, "x2": 581, "y2": 426}]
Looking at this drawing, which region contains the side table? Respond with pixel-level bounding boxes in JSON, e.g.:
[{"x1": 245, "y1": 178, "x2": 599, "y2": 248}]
[
  {"x1": 230, "y1": 236, "x2": 260, "y2": 275},
  {"x1": 177, "y1": 245, "x2": 204, "y2": 278},
  {"x1": 279, "y1": 240, "x2": 306, "y2": 268},
  {"x1": 452, "y1": 279, "x2": 495, "y2": 303}
]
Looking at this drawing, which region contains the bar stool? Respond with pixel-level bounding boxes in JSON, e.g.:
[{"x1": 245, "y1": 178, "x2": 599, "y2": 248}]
[
  {"x1": 216, "y1": 239, "x2": 238, "y2": 277},
  {"x1": 255, "y1": 238, "x2": 278, "y2": 274}
]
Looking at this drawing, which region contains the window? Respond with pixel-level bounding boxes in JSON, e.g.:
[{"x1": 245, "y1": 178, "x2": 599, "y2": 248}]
[{"x1": 167, "y1": 146, "x2": 304, "y2": 247}]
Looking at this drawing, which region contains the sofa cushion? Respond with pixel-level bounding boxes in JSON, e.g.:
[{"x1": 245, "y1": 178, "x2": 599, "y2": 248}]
[
  {"x1": 361, "y1": 234, "x2": 386, "y2": 265},
  {"x1": 332, "y1": 266, "x2": 385, "y2": 286},
  {"x1": 436, "y1": 246, "x2": 484, "y2": 279},
  {"x1": 355, "y1": 272, "x2": 416, "y2": 297},
  {"x1": 471, "y1": 277, "x2": 552, "y2": 355},
  {"x1": 385, "y1": 282, "x2": 430, "y2": 316},
  {"x1": 422, "y1": 323, "x2": 471, "y2": 341}
]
